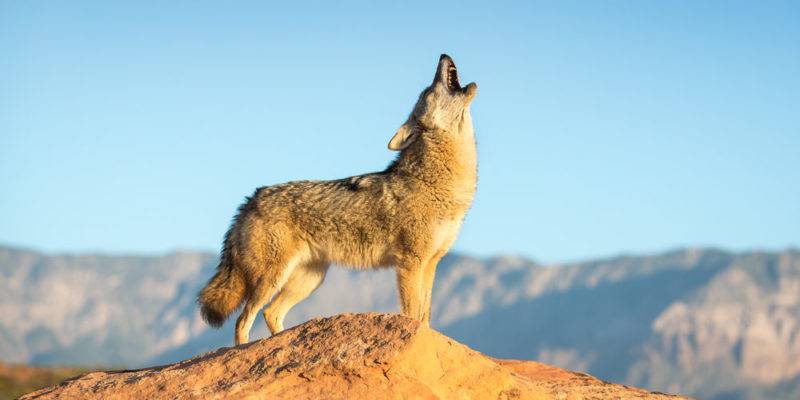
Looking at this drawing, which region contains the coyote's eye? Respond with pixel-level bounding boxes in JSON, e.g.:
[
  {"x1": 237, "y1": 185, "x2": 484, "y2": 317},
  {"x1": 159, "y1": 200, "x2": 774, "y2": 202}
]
[{"x1": 447, "y1": 66, "x2": 461, "y2": 91}]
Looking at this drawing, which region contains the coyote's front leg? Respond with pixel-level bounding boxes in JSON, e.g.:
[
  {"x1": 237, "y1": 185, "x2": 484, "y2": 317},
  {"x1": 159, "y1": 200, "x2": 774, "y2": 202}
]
[
  {"x1": 421, "y1": 251, "x2": 446, "y2": 325},
  {"x1": 396, "y1": 262, "x2": 425, "y2": 321}
]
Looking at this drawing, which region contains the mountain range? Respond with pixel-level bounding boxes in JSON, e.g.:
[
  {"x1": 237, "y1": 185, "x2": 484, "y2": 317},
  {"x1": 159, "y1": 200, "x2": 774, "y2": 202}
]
[{"x1": 1, "y1": 245, "x2": 798, "y2": 400}]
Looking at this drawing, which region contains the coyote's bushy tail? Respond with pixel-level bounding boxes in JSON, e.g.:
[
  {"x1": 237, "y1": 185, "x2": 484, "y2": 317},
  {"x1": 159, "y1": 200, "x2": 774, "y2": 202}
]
[{"x1": 198, "y1": 246, "x2": 246, "y2": 327}]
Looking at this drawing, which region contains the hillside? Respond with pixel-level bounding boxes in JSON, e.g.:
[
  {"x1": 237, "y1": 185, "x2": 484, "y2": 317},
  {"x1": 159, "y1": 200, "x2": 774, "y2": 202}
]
[
  {"x1": 20, "y1": 313, "x2": 689, "y2": 399},
  {"x1": 0, "y1": 364, "x2": 90, "y2": 400},
  {"x1": 1, "y1": 245, "x2": 798, "y2": 399}
]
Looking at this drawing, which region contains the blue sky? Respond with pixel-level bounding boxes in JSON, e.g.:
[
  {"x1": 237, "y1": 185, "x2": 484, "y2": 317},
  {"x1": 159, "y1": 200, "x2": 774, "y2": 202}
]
[{"x1": 1, "y1": 1, "x2": 798, "y2": 263}]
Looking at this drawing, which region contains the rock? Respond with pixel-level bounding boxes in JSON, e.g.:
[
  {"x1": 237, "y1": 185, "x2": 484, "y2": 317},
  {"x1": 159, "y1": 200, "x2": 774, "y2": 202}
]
[{"x1": 21, "y1": 313, "x2": 691, "y2": 399}]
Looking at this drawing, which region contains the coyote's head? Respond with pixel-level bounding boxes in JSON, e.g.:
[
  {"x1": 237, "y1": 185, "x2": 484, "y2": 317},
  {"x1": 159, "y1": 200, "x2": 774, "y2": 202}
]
[{"x1": 389, "y1": 54, "x2": 478, "y2": 151}]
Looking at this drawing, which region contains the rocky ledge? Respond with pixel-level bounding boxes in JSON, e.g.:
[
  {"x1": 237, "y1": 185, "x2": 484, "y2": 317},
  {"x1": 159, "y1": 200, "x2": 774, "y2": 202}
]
[{"x1": 21, "y1": 313, "x2": 690, "y2": 399}]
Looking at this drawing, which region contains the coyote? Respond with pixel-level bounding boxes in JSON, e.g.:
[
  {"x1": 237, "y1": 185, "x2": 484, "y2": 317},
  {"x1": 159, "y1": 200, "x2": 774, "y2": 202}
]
[{"x1": 198, "y1": 54, "x2": 478, "y2": 344}]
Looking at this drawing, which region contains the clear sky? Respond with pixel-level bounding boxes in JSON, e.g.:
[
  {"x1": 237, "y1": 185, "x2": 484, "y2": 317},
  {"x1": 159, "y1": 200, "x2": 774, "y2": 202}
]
[{"x1": 1, "y1": 1, "x2": 798, "y2": 263}]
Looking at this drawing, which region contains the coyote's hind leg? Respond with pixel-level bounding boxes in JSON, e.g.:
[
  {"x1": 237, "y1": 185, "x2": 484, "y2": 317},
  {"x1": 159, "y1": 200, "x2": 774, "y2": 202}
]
[
  {"x1": 262, "y1": 260, "x2": 329, "y2": 335},
  {"x1": 234, "y1": 252, "x2": 303, "y2": 345},
  {"x1": 234, "y1": 284, "x2": 274, "y2": 345}
]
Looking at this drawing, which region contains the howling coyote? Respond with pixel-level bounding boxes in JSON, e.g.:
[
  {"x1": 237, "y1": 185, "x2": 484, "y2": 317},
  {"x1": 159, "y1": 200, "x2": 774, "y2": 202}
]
[{"x1": 198, "y1": 54, "x2": 478, "y2": 344}]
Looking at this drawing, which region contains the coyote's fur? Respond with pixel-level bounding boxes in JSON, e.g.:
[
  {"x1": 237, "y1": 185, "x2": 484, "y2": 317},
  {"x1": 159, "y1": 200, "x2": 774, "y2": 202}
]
[{"x1": 198, "y1": 54, "x2": 478, "y2": 344}]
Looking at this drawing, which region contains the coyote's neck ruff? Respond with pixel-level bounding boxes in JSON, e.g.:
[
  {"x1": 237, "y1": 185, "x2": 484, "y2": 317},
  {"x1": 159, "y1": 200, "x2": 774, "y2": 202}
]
[
  {"x1": 198, "y1": 54, "x2": 478, "y2": 345},
  {"x1": 391, "y1": 119, "x2": 477, "y2": 207}
]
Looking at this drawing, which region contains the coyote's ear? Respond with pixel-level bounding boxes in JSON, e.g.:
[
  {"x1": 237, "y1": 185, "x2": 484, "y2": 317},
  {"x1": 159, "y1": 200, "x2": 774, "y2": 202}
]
[{"x1": 388, "y1": 123, "x2": 419, "y2": 151}]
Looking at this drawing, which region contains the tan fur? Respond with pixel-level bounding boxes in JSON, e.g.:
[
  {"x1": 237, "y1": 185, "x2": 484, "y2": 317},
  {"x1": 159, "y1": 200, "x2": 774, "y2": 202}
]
[{"x1": 197, "y1": 54, "x2": 478, "y2": 344}]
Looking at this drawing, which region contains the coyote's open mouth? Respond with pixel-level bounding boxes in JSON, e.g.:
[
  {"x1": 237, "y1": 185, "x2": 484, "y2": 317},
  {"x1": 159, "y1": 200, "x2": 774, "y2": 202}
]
[
  {"x1": 435, "y1": 54, "x2": 476, "y2": 99},
  {"x1": 447, "y1": 65, "x2": 461, "y2": 91}
]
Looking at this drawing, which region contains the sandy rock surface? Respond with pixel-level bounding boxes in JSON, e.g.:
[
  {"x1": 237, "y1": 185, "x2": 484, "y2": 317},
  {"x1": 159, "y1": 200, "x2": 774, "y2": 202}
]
[{"x1": 21, "y1": 313, "x2": 691, "y2": 399}]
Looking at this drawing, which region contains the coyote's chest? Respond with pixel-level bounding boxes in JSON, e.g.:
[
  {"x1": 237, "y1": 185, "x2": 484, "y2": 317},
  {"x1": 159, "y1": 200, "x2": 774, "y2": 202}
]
[
  {"x1": 431, "y1": 217, "x2": 464, "y2": 252},
  {"x1": 430, "y1": 176, "x2": 475, "y2": 252}
]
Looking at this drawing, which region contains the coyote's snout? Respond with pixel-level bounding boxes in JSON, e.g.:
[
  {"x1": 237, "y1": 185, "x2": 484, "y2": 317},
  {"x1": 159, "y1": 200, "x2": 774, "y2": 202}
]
[{"x1": 198, "y1": 54, "x2": 478, "y2": 345}]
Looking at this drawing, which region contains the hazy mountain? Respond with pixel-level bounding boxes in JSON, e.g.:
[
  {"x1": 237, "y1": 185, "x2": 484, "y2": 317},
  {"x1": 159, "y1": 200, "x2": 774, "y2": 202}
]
[{"x1": 1, "y1": 245, "x2": 797, "y2": 400}]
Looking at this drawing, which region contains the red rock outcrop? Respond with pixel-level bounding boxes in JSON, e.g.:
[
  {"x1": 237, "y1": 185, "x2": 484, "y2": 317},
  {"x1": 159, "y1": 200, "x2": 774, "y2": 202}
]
[{"x1": 22, "y1": 313, "x2": 691, "y2": 399}]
